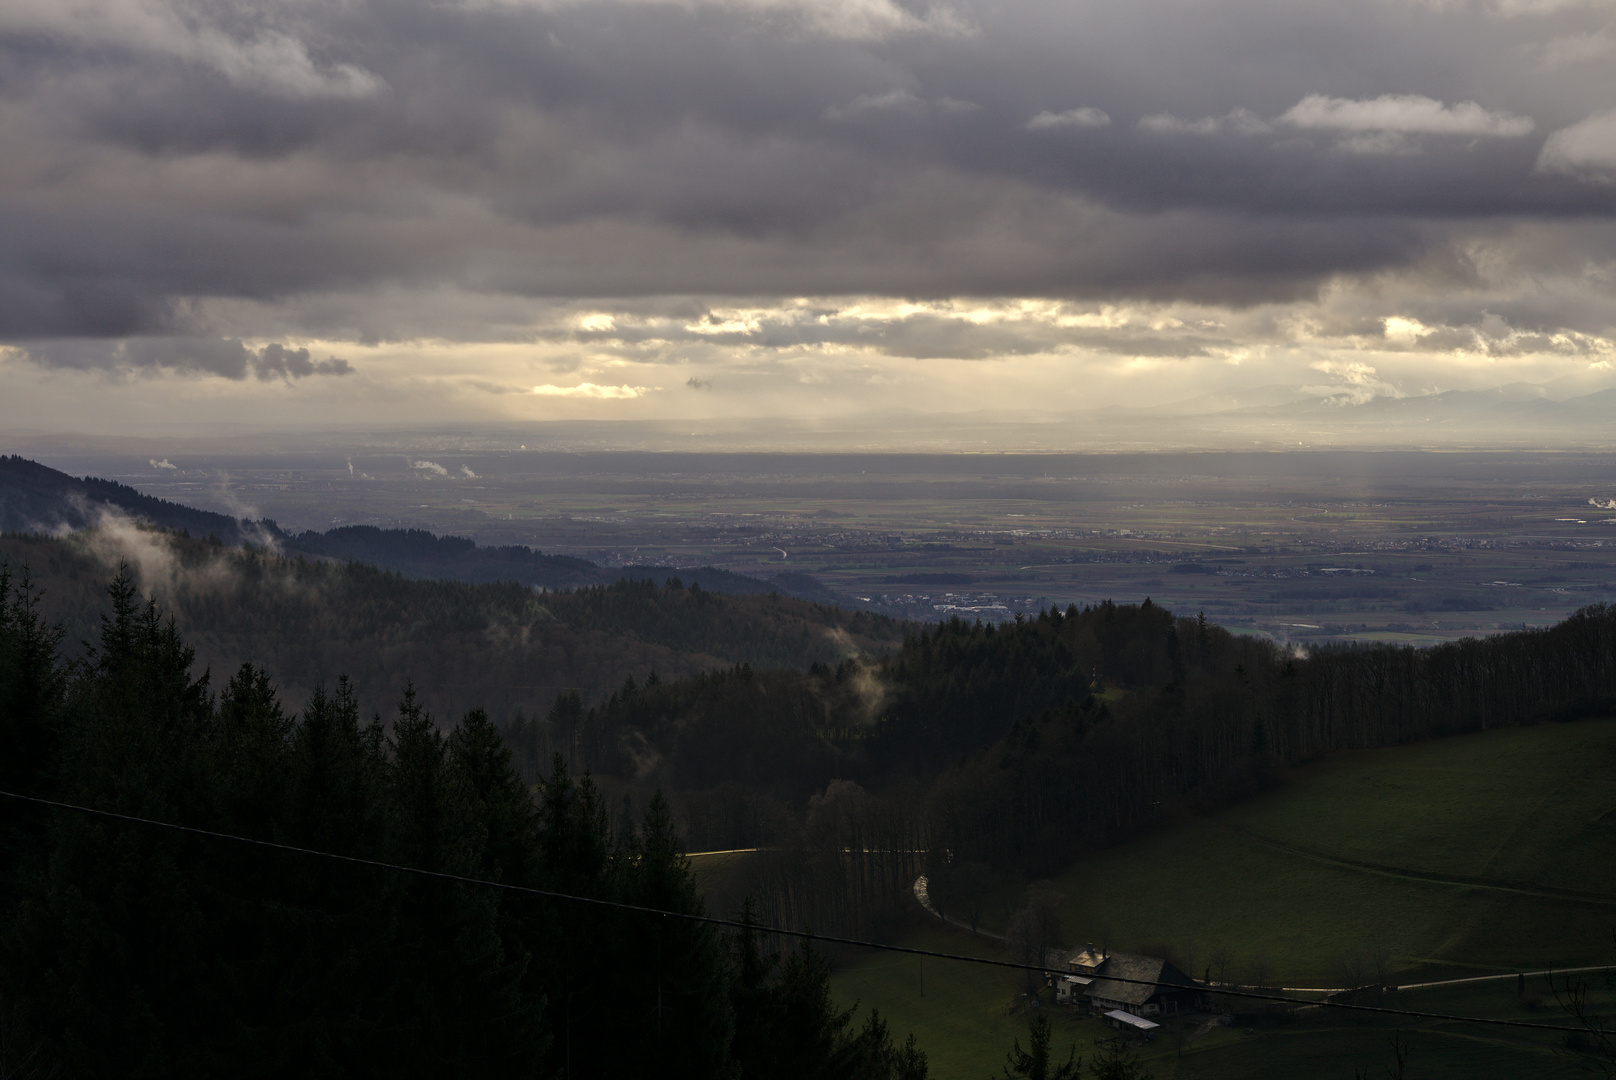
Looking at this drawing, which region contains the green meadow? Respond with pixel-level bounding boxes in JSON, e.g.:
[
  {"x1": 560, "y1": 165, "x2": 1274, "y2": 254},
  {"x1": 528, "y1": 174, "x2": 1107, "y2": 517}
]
[
  {"x1": 827, "y1": 717, "x2": 1616, "y2": 1077},
  {"x1": 1039, "y1": 716, "x2": 1616, "y2": 985},
  {"x1": 829, "y1": 923, "x2": 1037, "y2": 1080}
]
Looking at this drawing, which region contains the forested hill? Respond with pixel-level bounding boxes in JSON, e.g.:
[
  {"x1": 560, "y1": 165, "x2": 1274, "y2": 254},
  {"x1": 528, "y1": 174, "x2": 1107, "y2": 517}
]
[
  {"x1": 0, "y1": 569, "x2": 932, "y2": 1079},
  {"x1": 0, "y1": 453, "x2": 263, "y2": 546},
  {"x1": 0, "y1": 528, "x2": 904, "y2": 730},
  {"x1": 288, "y1": 525, "x2": 847, "y2": 603},
  {"x1": 561, "y1": 599, "x2": 1616, "y2": 937},
  {"x1": 0, "y1": 454, "x2": 839, "y2": 602}
]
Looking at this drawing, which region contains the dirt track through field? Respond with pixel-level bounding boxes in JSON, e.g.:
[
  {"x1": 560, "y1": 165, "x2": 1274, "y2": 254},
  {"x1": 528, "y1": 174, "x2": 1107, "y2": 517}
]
[{"x1": 1223, "y1": 824, "x2": 1616, "y2": 907}]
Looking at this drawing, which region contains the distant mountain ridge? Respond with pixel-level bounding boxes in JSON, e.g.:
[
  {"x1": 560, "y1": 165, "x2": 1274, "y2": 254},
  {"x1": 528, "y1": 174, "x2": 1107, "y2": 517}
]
[
  {"x1": 1, "y1": 454, "x2": 263, "y2": 545},
  {"x1": 0, "y1": 454, "x2": 841, "y2": 602}
]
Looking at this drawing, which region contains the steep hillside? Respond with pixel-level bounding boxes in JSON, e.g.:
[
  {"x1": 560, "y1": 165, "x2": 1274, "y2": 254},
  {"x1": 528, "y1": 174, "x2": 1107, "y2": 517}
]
[
  {"x1": 832, "y1": 719, "x2": 1616, "y2": 1079},
  {"x1": 574, "y1": 596, "x2": 1616, "y2": 946},
  {"x1": 0, "y1": 453, "x2": 260, "y2": 544},
  {"x1": 0, "y1": 528, "x2": 905, "y2": 735},
  {"x1": 1031, "y1": 715, "x2": 1616, "y2": 983}
]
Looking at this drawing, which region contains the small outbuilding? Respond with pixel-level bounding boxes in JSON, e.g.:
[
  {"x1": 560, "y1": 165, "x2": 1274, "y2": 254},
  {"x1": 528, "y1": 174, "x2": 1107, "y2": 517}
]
[{"x1": 1103, "y1": 1009, "x2": 1160, "y2": 1036}]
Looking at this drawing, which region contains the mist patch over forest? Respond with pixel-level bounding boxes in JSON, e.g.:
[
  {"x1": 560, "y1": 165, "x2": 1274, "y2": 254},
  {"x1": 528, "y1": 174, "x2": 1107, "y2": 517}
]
[
  {"x1": 0, "y1": 454, "x2": 850, "y2": 605},
  {"x1": 0, "y1": 525, "x2": 905, "y2": 728}
]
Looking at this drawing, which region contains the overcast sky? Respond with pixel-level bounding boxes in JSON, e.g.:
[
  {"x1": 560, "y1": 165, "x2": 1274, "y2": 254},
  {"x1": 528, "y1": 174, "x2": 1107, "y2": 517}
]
[{"x1": 3, "y1": 0, "x2": 1615, "y2": 438}]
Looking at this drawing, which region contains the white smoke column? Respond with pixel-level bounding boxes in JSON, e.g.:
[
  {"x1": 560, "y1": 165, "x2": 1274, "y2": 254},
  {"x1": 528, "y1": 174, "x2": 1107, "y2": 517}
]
[
  {"x1": 412, "y1": 460, "x2": 449, "y2": 476},
  {"x1": 1590, "y1": 497, "x2": 1616, "y2": 510},
  {"x1": 460, "y1": 465, "x2": 478, "y2": 479},
  {"x1": 210, "y1": 471, "x2": 281, "y2": 554}
]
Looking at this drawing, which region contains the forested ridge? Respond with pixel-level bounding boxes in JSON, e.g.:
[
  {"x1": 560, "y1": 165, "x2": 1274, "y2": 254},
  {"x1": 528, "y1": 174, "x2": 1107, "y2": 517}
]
[
  {"x1": 0, "y1": 566, "x2": 929, "y2": 1078},
  {"x1": 0, "y1": 455, "x2": 844, "y2": 603},
  {"x1": 0, "y1": 455, "x2": 263, "y2": 549},
  {"x1": 0, "y1": 528, "x2": 903, "y2": 726},
  {"x1": 562, "y1": 598, "x2": 1616, "y2": 937}
]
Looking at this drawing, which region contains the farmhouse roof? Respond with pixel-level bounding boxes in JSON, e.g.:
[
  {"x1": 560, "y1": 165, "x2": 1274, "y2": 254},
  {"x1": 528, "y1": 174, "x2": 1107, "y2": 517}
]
[
  {"x1": 1085, "y1": 953, "x2": 1197, "y2": 1007},
  {"x1": 1104, "y1": 1009, "x2": 1160, "y2": 1032},
  {"x1": 1068, "y1": 944, "x2": 1108, "y2": 972}
]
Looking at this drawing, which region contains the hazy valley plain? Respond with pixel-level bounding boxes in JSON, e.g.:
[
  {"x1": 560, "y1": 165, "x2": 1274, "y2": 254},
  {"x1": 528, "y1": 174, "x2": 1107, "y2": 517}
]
[{"x1": 16, "y1": 432, "x2": 1616, "y2": 645}]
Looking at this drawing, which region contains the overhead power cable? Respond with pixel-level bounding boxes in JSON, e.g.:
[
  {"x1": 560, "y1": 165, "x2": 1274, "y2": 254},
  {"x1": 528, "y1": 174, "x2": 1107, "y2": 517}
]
[{"x1": 0, "y1": 788, "x2": 1606, "y2": 1036}]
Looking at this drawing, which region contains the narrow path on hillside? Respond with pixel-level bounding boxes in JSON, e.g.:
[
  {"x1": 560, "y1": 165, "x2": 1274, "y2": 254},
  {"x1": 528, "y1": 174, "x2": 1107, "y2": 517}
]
[
  {"x1": 912, "y1": 875, "x2": 1006, "y2": 941},
  {"x1": 1224, "y1": 824, "x2": 1616, "y2": 907},
  {"x1": 1396, "y1": 965, "x2": 1616, "y2": 991}
]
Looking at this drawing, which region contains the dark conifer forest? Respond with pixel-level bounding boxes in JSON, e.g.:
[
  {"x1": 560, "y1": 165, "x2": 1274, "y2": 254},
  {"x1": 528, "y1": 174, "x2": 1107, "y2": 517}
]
[
  {"x1": 562, "y1": 597, "x2": 1616, "y2": 936},
  {"x1": 0, "y1": 527, "x2": 904, "y2": 726},
  {"x1": 0, "y1": 566, "x2": 928, "y2": 1079}
]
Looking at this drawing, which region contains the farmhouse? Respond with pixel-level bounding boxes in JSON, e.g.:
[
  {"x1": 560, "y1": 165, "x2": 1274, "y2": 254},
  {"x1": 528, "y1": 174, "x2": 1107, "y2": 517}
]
[{"x1": 1066, "y1": 945, "x2": 1200, "y2": 1018}]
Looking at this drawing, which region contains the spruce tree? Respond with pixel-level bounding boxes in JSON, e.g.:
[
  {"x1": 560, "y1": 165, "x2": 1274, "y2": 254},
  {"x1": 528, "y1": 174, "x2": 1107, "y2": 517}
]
[
  {"x1": 0, "y1": 563, "x2": 66, "y2": 895},
  {"x1": 997, "y1": 1013, "x2": 1080, "y2": 1080}
]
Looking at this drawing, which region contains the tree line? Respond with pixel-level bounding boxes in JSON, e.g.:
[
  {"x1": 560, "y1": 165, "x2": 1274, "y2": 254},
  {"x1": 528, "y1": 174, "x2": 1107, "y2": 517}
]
[
  {"x1": 561, "y1": 598, "x2": 1616, "y2": 935},
  {"x1": 0, "y1": 565, "x2": 928, "y2": 1079}
]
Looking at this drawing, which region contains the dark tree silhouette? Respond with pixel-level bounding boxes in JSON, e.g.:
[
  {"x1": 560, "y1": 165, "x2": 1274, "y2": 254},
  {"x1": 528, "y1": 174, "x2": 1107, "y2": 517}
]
[{"x1": 997, "y1": 1013, "x2": 1079, "y2": 1080}]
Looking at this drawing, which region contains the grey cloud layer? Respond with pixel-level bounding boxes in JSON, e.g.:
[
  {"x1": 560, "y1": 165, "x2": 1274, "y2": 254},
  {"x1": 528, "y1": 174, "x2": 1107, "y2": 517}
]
[
  {"x1": 21, "y1": 338, "x2": 352, "y2": 379},
  {"x1": 3, "y1": 0, "x2": 1616, "y2": 351}
]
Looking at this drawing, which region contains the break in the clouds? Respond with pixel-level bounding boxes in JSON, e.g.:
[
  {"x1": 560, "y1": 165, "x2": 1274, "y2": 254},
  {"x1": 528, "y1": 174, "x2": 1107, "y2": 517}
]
[
  {"x1": 3, "y1": 0, "x2": 1616, "y2": 433},
  {"x1": 532, "y1": 382, "x2": 655, "y2": 399}
]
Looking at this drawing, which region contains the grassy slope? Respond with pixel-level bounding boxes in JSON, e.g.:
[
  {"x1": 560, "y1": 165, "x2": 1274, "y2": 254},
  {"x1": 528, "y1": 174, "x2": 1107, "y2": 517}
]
[
  {"x1": 1045, "y1": 717, "x2": 1616, "y2": 986},
  {"x1": 830, "y1": 719, "x2": 1616, "y2": 1078},
  {"x1": 829, "y1": 922, "x2": 1050, "y2": 1080},
  {"x1": 1169, "y1": 977, "x2": 1610, "y2": 1080}
]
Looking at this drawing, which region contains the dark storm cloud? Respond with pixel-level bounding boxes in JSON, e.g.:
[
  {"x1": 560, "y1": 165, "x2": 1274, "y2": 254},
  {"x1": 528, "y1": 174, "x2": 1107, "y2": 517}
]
[
  {"x1": 20, "y1": 337, "x2": 352, "y2": 380},
  {"x1": 3, "y1": 0, "x2": 1615, "y2": 352},
  {"x1": 253, "y1": 343, "x2": 353, "y2": 378}
]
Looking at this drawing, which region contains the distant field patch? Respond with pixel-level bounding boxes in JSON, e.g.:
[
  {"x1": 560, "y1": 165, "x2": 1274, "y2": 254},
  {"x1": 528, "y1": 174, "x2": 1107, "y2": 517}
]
[{"x1": 1336, "y1": 631, "x2": 1466, "y2": 644}]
